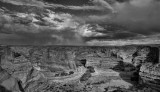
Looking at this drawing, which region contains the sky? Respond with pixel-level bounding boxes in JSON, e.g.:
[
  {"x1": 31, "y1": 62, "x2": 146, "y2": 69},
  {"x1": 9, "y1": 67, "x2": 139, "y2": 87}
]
[{"x1": 0, "y1": 0, "x2": 160, "y2": 46}]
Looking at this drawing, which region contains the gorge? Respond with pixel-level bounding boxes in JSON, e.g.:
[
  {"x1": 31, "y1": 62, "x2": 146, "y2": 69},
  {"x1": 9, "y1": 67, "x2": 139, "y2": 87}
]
[{"x1": 0, "y1": 45, "x2": 160, "y2": 92}]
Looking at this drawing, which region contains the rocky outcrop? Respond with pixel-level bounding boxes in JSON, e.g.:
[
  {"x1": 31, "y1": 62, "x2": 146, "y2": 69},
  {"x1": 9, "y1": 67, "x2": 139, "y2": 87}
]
[
  {"x1": 139, "y1": 63, "x2": 160, "y2": 90},
  {"x1": 0, "y1": 45, "x2": 160, "y2": 92},
  {"x1": 138, "y1": 47, "x2": 160, "y2": 91}
]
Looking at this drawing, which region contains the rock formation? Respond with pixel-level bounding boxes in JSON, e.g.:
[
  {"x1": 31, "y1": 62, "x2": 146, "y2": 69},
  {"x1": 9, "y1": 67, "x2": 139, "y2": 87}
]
[{"x1": 0, "y1": 45, "x2": 160, "y2": 92}]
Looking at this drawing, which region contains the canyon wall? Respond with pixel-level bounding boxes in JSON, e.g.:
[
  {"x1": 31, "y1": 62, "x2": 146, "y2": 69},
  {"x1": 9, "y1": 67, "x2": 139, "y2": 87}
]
[{"x1": 0, "y1": 45, "x2": 160, "y2": 92}]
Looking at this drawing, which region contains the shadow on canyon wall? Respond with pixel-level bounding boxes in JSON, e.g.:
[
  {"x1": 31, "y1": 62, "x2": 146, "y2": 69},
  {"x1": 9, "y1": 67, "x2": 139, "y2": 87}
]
[
  {"x1": 113, "y1": 47, "x2": 159, "y2": 88},
  {"x1": 145, "y1": 47, "x2": 159, "y2": 64},
  {"x1": 0, "y1": 85, "x2": 12, "y2": 92}
]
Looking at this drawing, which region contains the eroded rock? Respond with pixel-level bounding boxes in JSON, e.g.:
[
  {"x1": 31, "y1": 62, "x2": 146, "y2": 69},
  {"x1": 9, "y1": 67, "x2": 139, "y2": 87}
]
[
  {"x1": 0, "y1": 46, "x2": 159, "y2": 92},
  {"x1": 139, "y1": 63, "x2": 160, "y2": 90}
]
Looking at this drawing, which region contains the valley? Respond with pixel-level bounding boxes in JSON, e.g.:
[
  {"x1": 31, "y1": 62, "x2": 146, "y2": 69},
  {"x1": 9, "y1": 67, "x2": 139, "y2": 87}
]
[{"x1": 0, "y1": 45, "x2": 160, "y2": 92}]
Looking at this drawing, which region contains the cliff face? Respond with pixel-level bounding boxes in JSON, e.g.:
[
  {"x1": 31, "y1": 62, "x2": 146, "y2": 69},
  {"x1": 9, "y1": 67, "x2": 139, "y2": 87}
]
[
  {"x1": 0, "y1": 45, "x2": 160, "y2": 92},
  {"x1": 139, "y1": 63, "x2": 160, "y2": 89}
]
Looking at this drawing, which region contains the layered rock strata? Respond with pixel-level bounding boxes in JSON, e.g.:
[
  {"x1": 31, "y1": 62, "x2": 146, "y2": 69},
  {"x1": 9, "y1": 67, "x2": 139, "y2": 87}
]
[
  {"x1": 139, "y1": 63, "x2": 160, "y2": 90},
  {"x1": 0, "y1": 46, "x2": 159, "y2": 92}
]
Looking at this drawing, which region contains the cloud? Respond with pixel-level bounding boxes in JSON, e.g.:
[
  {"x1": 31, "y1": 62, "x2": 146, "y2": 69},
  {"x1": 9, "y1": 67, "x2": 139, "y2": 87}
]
[
  {"x1": 76, "y1": 24, "x2": 106, "y2": 37},
  {"x1": 44, "y1": 0, "x2": 113, "y2": 11},
  {"x1": 2, "y1": 0, "x2": 45, "y2": 6},
  {"x1": 82, "y1": 0, "x2": 160, "y2": 45},
  {"x1": 92, "y1": 0, "x2": 115, "y2": 11},
  {"x1": 0, "y1": 8, "x2": 107, "y2": 45},
  {"x1": 0, "y1": 9, "x2": 87, "y2": 45},
  {"x1": 43, "y1": 0, "x2": 91, "y2": 6},
  {"x1": 112, "y1": 0, "x2": 160, "y2": 35},
  {"x1": 87, "y1": 37, "x2": 160, "y2": 46},
  {"x1": 44, "y1": 0, "x2": 114, "y2": 15},
  {"x1": 1, "y1": 0, "x2": 160, "y2": 46}
]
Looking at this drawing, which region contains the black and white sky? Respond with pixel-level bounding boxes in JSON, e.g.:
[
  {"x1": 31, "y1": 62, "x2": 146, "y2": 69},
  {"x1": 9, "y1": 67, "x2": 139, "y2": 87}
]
[{"x1": 0, "y1": 0, "x2": 160, "y2": 46}]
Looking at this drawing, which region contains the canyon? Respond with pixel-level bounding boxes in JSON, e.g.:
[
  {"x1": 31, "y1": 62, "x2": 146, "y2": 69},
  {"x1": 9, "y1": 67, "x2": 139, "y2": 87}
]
[{"x1": 0, "y1": 45, "x2": 160, "y2": 92}]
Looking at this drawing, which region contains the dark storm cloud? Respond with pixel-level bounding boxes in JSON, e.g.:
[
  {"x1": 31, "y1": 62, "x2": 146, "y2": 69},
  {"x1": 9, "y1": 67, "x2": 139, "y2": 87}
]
[
  {"x1": 84, "y1": 31, "x2": 139, "y2": 42},
  {"x1": 112, "y1": 32, "x2": 138, "y2": 39},
  {"x1": 0, "y1": 33, "x2": 57, "y2": 45},
  {"x1": 43, "y1": 0, "x2": 92, "y2": 6},
  {"x1": 82, "y1": 0, "x2": 160, "y2": 42},
  {"x1": 44, "y1": 0, "x2": 114, "y2": 18},
  {"x1": 0, "y1": 13, "x2": 84, "y2": 45},
  {"x1": 1, "y1": 0, "x2": 160, "y2": 46},
  {"x1": 112, "y1": 0, "x2": 160, "y2": 35},
  {"x1": 50, "y1": 7, "x2": 109, "y2": 16},
  {"x1": 0, "y1": 27, "x2": 84, "y2": 45}
]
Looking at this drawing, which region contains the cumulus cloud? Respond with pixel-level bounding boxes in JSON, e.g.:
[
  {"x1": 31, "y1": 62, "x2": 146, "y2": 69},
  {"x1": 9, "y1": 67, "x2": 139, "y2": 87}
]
[{"x1": 76, "y1": 24, "x2": 106, "y2": 37}]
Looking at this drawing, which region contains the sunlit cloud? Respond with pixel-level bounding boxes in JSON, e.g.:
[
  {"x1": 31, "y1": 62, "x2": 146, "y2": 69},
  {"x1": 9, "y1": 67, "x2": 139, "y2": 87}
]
[{"x1": 0, "y1": 0, "x2": 160, "y2": 45}]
